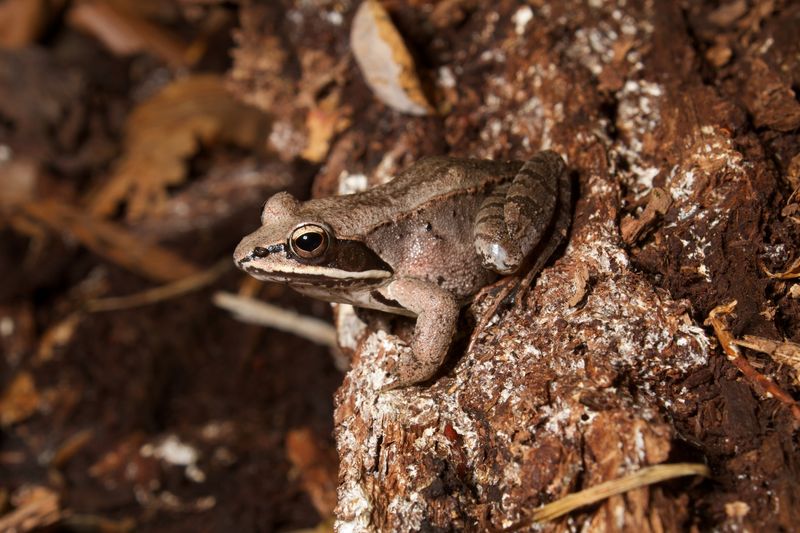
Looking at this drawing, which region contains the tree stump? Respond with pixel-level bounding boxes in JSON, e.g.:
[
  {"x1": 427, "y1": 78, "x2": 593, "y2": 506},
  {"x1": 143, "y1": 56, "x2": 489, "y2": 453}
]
[{"x1": 230, "y1": 0, "x2": 800, "y2": 530}]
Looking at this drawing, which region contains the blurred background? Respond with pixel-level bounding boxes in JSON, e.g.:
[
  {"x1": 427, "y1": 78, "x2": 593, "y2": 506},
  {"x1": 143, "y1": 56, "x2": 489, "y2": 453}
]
[{"x1": 0, "y1": 1, "x2": 347, "y2": 530}]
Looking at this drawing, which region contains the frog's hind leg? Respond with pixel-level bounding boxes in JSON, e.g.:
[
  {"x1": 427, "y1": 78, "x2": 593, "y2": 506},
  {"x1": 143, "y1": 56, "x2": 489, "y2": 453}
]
[
  {"x1": 474, "y1": 150, "x2": 564, "y2": 274},
  {"x1": 468, "y1": 151, "x2": 571, "y2": 353},
  {"x1": 514, "y1": 152, "x2": 572, "y2": 298}
]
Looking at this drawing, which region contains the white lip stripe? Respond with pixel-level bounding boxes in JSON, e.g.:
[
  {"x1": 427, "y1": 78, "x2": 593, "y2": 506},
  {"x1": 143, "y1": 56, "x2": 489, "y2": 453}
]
[{"x1": 263, "y1": 265, "x2": 391, "y2": 280}]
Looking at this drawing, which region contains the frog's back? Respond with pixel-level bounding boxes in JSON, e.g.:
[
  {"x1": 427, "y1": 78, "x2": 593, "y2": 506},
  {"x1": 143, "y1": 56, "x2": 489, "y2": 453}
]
[{"x1": 300, "y1": 156, "x2": 523, "y2": 238}]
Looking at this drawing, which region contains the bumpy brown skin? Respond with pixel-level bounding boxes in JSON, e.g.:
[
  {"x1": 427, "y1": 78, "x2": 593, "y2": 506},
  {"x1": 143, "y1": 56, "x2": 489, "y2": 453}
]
[{"x1": 233, "y1": 151, "x2": 569, "y2": 387}]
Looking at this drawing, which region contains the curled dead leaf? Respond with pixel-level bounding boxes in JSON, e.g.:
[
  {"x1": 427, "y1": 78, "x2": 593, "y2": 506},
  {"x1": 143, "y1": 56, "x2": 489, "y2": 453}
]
[
  {"x1": 89, "y1": 75, "x2": 270, "y2": 221},
  {"x1": 351, "y1": 0, "x2": 433, "y2": 116}
]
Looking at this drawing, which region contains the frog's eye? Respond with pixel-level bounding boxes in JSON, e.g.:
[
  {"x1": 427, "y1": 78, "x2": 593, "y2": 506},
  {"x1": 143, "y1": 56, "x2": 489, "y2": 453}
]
[{"x1": 289, "y1": 224, "x2": 330, "y2": 259}]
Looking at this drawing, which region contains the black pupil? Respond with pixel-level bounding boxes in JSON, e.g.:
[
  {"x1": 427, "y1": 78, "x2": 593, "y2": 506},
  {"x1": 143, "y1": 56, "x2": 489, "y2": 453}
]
[{"x1": 296, "y1": 232, "x2": 323, "y2": 252}]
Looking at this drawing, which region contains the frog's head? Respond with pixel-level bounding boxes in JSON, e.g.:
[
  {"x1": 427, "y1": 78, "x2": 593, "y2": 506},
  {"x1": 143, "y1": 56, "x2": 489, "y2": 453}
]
[{"x1": 233, "y1": 192, "x2": 392, "y2": 288}]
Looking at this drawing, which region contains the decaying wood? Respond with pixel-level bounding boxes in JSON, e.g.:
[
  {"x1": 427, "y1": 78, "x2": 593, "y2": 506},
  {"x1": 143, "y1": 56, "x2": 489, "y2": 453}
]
[{"x1": 229, "y1": 0, "x2": 800, "y2": 531}]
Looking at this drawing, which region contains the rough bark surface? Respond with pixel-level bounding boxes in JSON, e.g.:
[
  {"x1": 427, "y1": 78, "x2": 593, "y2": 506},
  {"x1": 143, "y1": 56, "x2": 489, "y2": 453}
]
[{"x1": 226, "y1": 0, "x2": 800, "y2": 531}]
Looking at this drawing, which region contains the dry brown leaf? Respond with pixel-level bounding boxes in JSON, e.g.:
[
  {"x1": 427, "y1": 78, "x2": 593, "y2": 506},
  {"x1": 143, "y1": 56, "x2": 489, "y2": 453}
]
[
  {"x1": 21, "y1": 199, "x2": 201, "y2": 282},
  {"x1": 0, "y1": 371, "x2": 40, "y2": 427},
  {"x1": 89, "y1": 75, "x2": 270, "y2": 221},
  {"x1": 67, "y1": 0, "x2": 188, "y2": 66},
  {"x1": 351, "y1": 0, "x2": 433, "y2": 116}
]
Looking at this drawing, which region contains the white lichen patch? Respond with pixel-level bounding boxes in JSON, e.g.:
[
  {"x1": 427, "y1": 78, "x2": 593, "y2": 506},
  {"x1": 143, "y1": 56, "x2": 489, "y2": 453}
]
[
  {"x1": 512, "y1": 6, "x2": 534, "y2": 36},
  {"x1": 566, "y1": 3, "x2": 652, "y2": 78},
  {"x1": 140, "y1": 434, "x2": 205, "y2": 483},
  {"x1": 612, "y1": 79, "x2": 666, "y2": 197}
]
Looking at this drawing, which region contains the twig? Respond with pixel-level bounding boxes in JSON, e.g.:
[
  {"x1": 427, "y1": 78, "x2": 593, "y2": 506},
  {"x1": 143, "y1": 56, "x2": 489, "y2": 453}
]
[
  {"x1": 505, "y1": 463, "x2": 710, "y2": 530},
  {"x1": 86, "y1": 260, "x2": 230, "y2": 312},
  {"x1": 732, "y1": 335, "x2": 800, "y2": 383},
  {"x1": 706, "y1": 301, "x2": 800, "y2": 423},
  {"x1": 213, "y1": 291, "x2": 337, "y2": 348}
]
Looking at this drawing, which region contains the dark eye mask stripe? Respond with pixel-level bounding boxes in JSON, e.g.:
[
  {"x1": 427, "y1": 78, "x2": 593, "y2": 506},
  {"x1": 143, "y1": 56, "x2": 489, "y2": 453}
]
[{"x1": 320, "y1": 239, "x2": 393, "y2": 275}]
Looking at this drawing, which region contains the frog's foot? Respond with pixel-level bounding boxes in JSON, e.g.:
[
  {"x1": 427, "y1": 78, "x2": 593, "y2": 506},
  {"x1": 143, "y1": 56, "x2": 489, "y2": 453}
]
[
  {"x1": 379, "y1": 342, "x2": 438, "y2": 392},
  {"x1": 376, "y1": 278, "x2": 459, "y2": 390}
]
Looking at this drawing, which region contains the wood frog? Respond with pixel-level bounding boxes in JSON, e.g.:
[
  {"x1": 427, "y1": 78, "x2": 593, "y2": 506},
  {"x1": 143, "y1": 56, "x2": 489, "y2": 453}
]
[{"x1": 234, "y1": 151, "x2": 571, "y2": 388}]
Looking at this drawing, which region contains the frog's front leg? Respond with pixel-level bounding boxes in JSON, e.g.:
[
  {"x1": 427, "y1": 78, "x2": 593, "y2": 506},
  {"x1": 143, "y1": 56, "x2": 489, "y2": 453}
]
[
  {"x1": 474, "y1": 150, "x2": 566, "y2": 274},
  {"x1": 380, "y1": 278, "x2": 459, "y2": 388}
]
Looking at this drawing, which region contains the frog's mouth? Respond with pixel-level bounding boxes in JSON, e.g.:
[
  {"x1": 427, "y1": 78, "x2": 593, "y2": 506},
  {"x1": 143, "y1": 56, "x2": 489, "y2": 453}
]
[
  {"x1": 236, "y1": 237, "x2": 394, "y2": 288},
  {"x1": 239, "y1": 263, "x2": 392, "y2": 287}
]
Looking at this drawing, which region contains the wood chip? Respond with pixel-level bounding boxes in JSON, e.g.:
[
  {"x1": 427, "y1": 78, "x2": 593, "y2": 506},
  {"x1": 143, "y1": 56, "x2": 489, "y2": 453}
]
[
  {"x1": 35, "y1": 312, "x2": 83, "y2": 363},
  {"x1": 621, "y1": 187, "x2": 672, "y2": 245},
  {"x1": 707, "y1": 0, "x2": 747, "y2": 27},
  {"x1": 50, "y1": 428, "x2": 94, "y2": 469},
  {"x1": 351, "y1": 0, "x2": 433, "y2": 116}
]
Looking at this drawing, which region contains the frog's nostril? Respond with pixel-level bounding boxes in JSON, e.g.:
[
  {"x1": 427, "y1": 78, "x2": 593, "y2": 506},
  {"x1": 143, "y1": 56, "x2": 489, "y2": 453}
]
[{"x1": 252, "y1": 247, "x2": 270, "y2": 258}]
